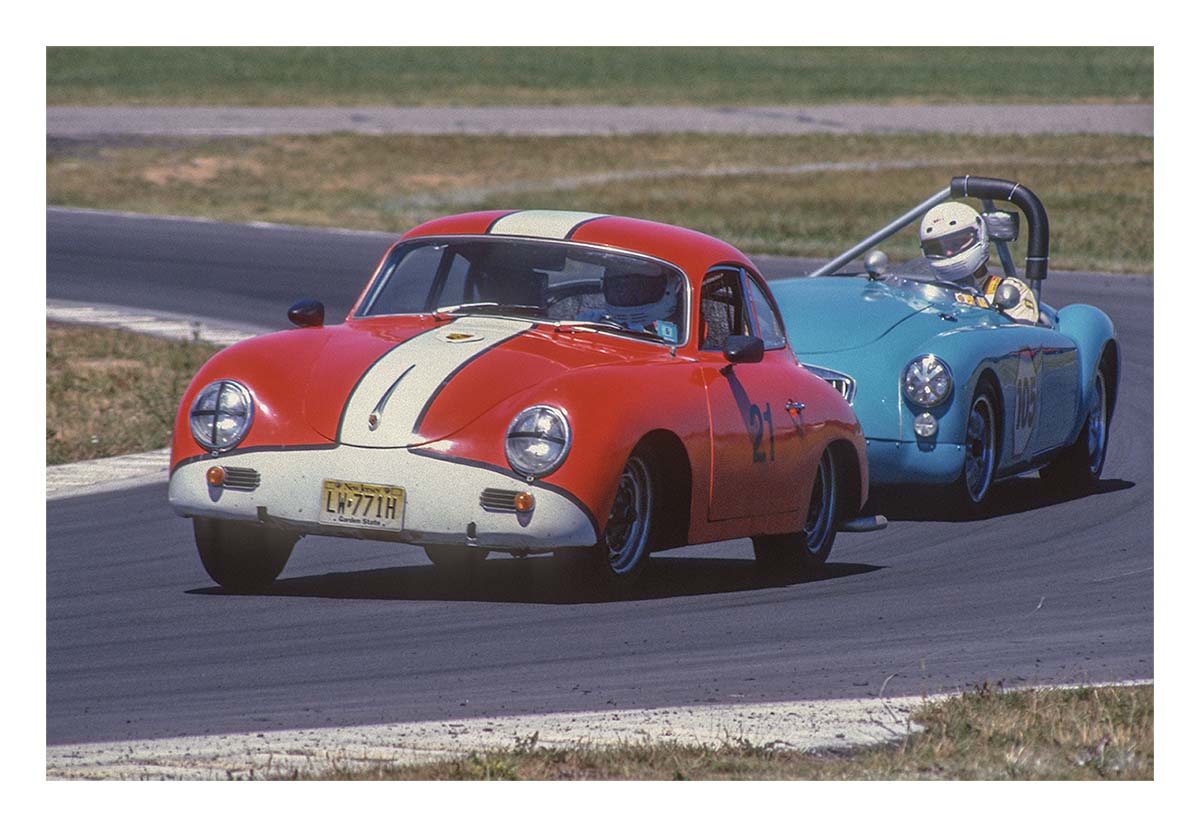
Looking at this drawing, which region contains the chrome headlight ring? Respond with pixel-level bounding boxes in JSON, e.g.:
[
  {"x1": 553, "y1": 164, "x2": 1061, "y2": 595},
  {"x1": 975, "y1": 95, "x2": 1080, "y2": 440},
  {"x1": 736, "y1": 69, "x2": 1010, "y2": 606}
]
[
  {"x1": 902, "y1": 355, "x2": 954, "y2": 407},
  {"x1": 505, "y1": 405, "x2": 571, "y2": 478},
  {"x1": 189, "y1": 380, "x2": 255, "y2": 452}
]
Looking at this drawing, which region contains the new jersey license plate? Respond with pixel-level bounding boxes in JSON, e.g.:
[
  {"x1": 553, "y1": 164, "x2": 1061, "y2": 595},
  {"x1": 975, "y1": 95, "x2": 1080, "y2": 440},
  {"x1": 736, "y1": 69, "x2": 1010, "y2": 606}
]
[{"x1": 319, "y1": 479, "x2": 405, "y2": 531}]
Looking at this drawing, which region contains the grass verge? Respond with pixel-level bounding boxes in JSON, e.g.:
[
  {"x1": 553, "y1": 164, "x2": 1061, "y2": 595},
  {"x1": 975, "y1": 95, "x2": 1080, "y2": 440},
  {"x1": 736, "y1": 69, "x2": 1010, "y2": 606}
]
[
  {"x1": 47, "y1": 132, "x2": 1152, "y2": 273},
  {"x1": 46, "y1": 47, "x2": 1152, "y2": 107},
  {"x1": 301, "y1": 683, "x2": 1152, "y2": 780},
  {"x1": 46, "y1": 322, "x2": 219, "y2": 465}
]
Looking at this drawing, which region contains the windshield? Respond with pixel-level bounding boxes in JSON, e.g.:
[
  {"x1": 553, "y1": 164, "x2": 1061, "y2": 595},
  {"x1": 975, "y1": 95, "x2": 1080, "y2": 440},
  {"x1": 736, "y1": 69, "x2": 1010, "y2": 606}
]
[{"x1": 357, "y1": 237, "x2": 688, "y2": 344}]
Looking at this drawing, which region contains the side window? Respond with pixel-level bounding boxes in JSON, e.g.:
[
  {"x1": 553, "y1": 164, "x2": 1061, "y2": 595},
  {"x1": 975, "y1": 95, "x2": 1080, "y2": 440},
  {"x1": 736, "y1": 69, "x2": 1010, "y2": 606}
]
[
  {"x1": 743, "y1": 274, "x2": 788, "y2": 350},
  {"x1": 700, "y1": 268, "x2": 750, "y2": 350}
]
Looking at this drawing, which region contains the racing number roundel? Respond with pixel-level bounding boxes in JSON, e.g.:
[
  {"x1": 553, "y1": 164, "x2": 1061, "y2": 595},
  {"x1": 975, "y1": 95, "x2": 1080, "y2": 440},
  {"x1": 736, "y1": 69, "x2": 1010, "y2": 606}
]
[{"x1": 1012, "y1": 349, "x2": 1038, "y2": 456}]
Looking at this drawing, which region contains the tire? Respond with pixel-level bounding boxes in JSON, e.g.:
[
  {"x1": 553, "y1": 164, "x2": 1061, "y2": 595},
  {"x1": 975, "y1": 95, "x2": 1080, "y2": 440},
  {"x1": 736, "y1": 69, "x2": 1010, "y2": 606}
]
[
  {"x1": 1040, "y1": 368, "x2": 1110, "y2": 495},
  {"x1": 193, "y1": 518, "x2": 297, "y2": 593},
  {"x1": 567, "y1": 448, "x2": 657, "y2": 582},
  {"x1": 424, "y1": 545, "x2": 488, "y2": 570},
  {"x1": 956, "y1": 384, "x2": 999, "y2": 512},
  {"x1": 753, "y1": 447, "x2": 839, "y2": 571}
]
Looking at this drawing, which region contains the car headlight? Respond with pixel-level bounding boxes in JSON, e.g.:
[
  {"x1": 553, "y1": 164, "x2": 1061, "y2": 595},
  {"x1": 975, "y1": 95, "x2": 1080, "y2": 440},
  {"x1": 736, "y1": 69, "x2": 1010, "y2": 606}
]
[
  {"x1": 902, "y1": 355, "x2": 953, "y2": 407},
  {"x1": 189, "y1": 380, "x2": 254, "y2": 452},
  {"x1": 505, "y1": 405, "x2": 571, "y2": 477}
]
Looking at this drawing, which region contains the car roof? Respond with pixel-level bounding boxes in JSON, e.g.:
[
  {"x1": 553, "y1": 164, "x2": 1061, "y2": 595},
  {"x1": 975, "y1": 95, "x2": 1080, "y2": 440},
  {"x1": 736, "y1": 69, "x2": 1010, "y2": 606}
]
[{"x1": 400, "y1": 210, "x2": 756, "y2": 279}]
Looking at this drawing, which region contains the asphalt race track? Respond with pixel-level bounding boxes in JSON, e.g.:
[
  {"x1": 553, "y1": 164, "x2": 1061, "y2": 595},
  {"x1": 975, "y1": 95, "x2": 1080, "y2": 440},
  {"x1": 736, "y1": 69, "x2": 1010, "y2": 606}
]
[{"x1": 46, "y1": 208, "x2": 1153, "y2": 746}]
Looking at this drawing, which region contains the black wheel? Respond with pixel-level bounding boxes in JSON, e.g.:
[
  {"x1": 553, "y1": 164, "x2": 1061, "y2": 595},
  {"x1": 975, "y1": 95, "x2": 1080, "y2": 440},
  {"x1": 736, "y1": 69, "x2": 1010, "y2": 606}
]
[
  {"x1": 1040, "y1": 368, "x2": 1110, "y2": 494},
  {"x1": 193, "y1": 518, "x2": 297, "y2": 593},
  {"x1": 956, "y1": 385, "x2": 999, "y2": 512},
  {"x1": 424, "y1": 545, "x2": 488, "y2": 570},
  {"x1": 753, "y1": 447, "x2": 839, "y2": 571},
  {"x1": 562, "y1": 448, "x2": 657, "y2": 582}
]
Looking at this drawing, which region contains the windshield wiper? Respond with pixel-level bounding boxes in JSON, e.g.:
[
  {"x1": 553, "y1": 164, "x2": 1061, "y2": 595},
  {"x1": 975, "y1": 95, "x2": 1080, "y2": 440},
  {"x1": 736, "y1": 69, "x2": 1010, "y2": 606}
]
[
  {"x1": 433, "y1": 302, "x2": 544, "y2": 318},
  {"x1": 557, "y1": 320, "x2": 670, "y2": 344}
]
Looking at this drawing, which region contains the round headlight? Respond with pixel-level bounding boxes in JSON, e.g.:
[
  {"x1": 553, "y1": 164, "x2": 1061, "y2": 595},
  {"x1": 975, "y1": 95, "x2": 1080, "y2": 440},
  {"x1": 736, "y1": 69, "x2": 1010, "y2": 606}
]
[
  {"x1": 505, "y1": 405, "x2": 571, "y2": 478},
  {"x1": 189, "y1": 380, "x2": 254, "y2": 452},
  {"x1": 902, "y1": 355, "x2": 953, "y2": 407}
]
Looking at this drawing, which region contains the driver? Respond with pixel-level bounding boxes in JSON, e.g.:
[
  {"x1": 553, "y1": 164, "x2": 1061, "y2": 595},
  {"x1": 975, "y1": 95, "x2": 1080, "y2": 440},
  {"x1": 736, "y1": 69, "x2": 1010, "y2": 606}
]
[
  {"x1": 919, "y1": 202, "x2": 1039, "y2": 323},
  {"x1": 588, "y1": 271, "x2": 681, "y2": 341}
]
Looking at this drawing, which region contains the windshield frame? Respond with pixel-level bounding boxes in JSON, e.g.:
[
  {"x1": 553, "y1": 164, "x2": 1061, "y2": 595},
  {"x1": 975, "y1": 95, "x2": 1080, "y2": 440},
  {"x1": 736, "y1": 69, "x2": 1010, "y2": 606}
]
[{"x1": 353, "y1": 235, "x2": 694, "y2": 348}]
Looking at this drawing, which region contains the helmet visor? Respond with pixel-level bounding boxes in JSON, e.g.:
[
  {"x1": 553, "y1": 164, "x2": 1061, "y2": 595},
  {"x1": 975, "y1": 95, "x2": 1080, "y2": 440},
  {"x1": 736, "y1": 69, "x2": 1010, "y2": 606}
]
[
  {"x1": 603, "y1": 273, "x2": 667, "y2": 307},
  {"x1": 921, "y1": 226, "x2": 981, "y2": 259}
]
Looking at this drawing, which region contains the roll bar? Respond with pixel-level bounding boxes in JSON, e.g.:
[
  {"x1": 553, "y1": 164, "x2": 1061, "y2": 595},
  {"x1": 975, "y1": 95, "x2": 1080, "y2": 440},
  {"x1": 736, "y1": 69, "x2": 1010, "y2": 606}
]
[{"x1": 806, "y1": 175, "x2": 1050, "y2": 299}]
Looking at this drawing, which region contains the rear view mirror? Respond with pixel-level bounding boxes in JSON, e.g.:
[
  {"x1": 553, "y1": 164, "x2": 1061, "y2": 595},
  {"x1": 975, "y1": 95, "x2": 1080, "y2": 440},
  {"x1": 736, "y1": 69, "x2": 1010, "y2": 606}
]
[
  {"x1": 982, "y1": 210, "x2": 1020, "y2": 243},
  {"x1": 864, "y1": 250, "x2": 889, "y2": 279},
  {"x1": 288, "y1": 298, "x2": 325, "y2": 328},
  {"x1": 993, "y1": 282, "x2": 1022, "y2": 311},
  {"x1": 723, "y1": 335, "x2": 765, "y2": 364}
]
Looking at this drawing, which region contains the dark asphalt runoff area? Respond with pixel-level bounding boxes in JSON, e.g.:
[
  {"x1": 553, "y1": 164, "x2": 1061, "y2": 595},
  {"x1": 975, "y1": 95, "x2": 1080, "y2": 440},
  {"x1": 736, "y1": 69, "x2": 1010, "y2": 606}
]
[{"x1": 46, "y1": 208, "x2": 1153, "y2": 746}]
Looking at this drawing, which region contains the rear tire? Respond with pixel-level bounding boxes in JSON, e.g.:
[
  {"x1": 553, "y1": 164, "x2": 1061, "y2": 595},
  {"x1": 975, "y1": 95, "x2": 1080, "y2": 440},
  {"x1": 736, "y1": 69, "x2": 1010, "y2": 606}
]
[
  {"x1": 1040, "y1": 368, "x2": 1110, "y2": 495},
  {"x1": 753, "y1": 447, "x2": 839, "y2": 572},
  {"x1": 194, "y1": 518, "x2": 297, "y2": 593}
]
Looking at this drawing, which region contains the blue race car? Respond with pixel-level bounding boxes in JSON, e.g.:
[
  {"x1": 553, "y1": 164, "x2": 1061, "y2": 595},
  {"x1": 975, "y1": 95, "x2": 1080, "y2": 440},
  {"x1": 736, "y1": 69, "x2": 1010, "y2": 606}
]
[{"x1": 770, "y1": 176, "x2": 1119, "y2": 511}]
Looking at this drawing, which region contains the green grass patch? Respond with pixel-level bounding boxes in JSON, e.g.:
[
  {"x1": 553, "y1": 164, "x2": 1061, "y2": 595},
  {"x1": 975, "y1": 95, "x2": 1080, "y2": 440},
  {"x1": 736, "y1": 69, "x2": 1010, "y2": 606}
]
[
  {"x1": 47, "y1": 132, "x2": 1152, "y2": 272},
  {"x1": 301, "y1": 683, "x2": 1152, "y2": 780},
  {"x1": 46, "y1": 322, "x2": 220, "y2": 465},
  {"x1": 46, "y1": 47, "x2": 1152, "y2": 107}
]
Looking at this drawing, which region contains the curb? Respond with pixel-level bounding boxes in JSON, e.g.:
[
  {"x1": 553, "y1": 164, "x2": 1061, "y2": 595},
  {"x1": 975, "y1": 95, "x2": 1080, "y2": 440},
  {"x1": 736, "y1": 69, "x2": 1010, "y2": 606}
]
[{"x1": 47, "y1": 301, "x2": 264, "y2": 500}]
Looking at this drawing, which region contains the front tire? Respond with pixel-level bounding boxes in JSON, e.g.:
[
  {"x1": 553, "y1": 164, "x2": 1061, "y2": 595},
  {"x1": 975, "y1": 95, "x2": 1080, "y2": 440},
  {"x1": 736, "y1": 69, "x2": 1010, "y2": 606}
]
[
  {"x1": 194, "y1": 518, "x2": 297, "y2": 592},
  {"x1": 563, "y1": 449, "x2": 657, "y2": 582},
  {"x1": 956, "y1": 385, "x2": 999, "y2": 512},
  {"x1": 753, "y1": 447, "x2": 839, "y2": 571},
  {"x1": 424, "y1": 545, "x2": 488, "y2": 570},
  {"x1": 1040, "y1": 368, "x2": 1110, "y2": 494}
]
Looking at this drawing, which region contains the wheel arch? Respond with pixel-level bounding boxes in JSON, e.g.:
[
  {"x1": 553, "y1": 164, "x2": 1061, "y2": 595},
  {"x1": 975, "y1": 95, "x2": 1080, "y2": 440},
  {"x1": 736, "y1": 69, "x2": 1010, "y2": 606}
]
[
  {"x1": 632, "y1": 429, "x2": 692, "y2": 553},
  {"x1": 826, "y1": 439, "x2": 863, "y2": 523}
]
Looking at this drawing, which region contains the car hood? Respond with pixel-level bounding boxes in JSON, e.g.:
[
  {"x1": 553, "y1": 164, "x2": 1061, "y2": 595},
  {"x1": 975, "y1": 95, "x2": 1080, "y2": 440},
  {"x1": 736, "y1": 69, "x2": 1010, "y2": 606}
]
[
  {"x1": 771, "y1": 276, "x2": 938, "y2": 354},
  {"x1": 304, "y1": 316, "x2": 656, "y2": 447}
]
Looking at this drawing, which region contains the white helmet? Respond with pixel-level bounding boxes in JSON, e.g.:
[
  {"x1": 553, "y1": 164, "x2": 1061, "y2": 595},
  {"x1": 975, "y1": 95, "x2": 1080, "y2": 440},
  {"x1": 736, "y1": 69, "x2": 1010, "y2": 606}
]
[{"x1": 919, "y1": 202, "x2": 989, "y2": 285}]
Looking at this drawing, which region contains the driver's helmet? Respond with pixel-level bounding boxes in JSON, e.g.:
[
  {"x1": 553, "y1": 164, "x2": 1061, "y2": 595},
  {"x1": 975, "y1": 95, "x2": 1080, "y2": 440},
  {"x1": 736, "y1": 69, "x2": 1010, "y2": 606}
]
[
  {"x1": 919, "y1": 202, "x2": 990, "y2": 286},
  {"x1": 602, "y1": 271, "x2": 678, "y2": 330}
]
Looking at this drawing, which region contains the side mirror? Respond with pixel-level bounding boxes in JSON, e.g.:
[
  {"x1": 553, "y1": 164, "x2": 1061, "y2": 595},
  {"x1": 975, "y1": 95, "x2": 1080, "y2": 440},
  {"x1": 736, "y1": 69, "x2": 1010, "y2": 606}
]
[
  {"x1": 864, "y1": 249, "x2": 889, "y2": 279},
  {"x1": 992, "y1": 281, "x2": 1021, "y2": 311},
  {"x1": 723, "y1": 335, "x2": 764, "y2": 365},
  {"x1": 288, "y1": 299, "x2": 325, "y2": 328},
  {"x1": 982, "y1": 210, "x2": 1020, "y2": 243}
]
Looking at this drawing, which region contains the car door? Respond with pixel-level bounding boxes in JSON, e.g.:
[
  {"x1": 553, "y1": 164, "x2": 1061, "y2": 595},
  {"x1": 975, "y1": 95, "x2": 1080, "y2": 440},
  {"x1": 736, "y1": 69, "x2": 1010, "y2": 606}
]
[{"x1": 699, "y1": 266, "x2": 809, "y2": 521}]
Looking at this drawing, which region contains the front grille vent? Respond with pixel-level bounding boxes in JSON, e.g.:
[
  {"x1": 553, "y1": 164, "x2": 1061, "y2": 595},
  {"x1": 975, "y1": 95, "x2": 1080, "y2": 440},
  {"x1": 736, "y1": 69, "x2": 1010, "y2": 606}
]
[
  {"x1": 479, "y1": 488, "x2": 522, "y2": 512},
  {"x1": 801, "y1": 364, "x2": 857, "y2": 404},
  {"x1": 222, "y1": 466, "x2": 261, "y2": 491}
]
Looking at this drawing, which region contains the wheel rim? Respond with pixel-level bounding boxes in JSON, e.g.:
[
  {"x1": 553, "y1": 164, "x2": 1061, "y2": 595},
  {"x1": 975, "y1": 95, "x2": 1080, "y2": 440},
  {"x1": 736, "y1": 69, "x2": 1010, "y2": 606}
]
[
  {"x1": 803, "y1": 451, "x2": 836, "y2": 555},
  {"x1": 964, "y1": 393, "x2": 996, "y2": 503},
  {"x1": 1086, "y1": 372, "x2": 1109, "y2": 476},
  {"x1": 604, "y1": 455, "x2": 653, "y2": 575}
]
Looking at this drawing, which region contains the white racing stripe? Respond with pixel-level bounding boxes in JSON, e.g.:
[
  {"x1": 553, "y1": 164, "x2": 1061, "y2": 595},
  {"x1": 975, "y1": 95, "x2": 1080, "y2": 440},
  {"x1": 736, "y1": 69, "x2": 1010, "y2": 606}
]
[
  {"x1": 488, "y1": 210, "x2": 606, "y2": 239},
  {"x1": 338, "y1": 316, "x2": 533, "y2": 447}
]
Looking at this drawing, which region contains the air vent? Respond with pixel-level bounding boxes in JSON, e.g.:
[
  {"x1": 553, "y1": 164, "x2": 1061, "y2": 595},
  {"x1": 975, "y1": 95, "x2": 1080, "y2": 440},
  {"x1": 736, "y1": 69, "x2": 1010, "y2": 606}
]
[
  {"x1": 479, "y1": 488, "x2": 522, "y2": 512},
  {"x1": 221, "y1": 466, "x2": 261, "y2": 491},
  {"x1": 801, "y1": 364, "x2": 857, "y2": 404}
]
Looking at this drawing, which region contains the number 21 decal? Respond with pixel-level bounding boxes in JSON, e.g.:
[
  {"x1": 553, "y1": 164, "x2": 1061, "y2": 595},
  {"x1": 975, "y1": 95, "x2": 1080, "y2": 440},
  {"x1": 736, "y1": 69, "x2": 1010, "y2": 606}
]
[{"x1": 748, "y1": 403, "x2": 775, "y2": 463}]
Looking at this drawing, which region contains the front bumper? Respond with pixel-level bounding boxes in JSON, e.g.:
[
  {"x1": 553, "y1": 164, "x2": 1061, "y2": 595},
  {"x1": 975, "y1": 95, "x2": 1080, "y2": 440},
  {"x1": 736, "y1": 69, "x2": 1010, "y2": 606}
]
[
  {"x1": 168, "y1": 445, "x2": 598, "y2": 550},
  {"x1": 865, "y1": 438, "x2": 965, "y2": 486}
]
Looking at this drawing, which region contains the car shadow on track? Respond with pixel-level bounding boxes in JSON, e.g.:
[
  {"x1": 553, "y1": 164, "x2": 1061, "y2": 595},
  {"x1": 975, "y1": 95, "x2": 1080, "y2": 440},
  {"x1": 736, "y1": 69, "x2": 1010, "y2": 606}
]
[
  {"x1": 873, "y1": 477, "x2": 1135, "y2": 523},
  {"x1": 188, "y1": 556, "x2": 885, "y2": 605}
]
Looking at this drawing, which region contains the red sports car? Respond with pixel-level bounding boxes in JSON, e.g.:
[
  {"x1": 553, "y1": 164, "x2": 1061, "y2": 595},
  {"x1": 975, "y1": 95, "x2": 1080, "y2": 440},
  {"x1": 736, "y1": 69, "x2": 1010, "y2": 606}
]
[{"x1": 169, "y1": 210, "x2": 874, "y2": 591}]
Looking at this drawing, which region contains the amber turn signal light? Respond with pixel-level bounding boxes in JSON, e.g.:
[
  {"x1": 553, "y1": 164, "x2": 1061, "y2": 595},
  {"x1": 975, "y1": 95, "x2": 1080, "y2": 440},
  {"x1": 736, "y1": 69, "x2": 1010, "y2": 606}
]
[
  {"x1": 514, "y1": 491, "x2": 535, "y2": 513},
  {"x1": 206, "y1": 466, "x2": 226, "y2": 487}
]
